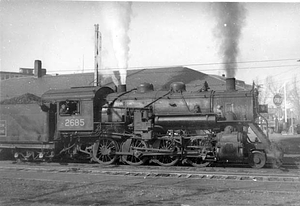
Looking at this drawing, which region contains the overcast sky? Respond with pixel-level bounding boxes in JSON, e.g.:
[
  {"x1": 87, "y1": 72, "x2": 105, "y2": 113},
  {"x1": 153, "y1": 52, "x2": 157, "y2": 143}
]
[{"x1": 1, "y1": 1, "x2": 300, "y2": 85}]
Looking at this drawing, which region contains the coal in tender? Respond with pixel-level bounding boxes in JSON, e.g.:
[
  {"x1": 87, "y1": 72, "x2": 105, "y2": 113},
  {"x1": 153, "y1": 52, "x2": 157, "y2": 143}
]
[{"x1": 0, "y1": 93, "x2": 42, "y2": 104}]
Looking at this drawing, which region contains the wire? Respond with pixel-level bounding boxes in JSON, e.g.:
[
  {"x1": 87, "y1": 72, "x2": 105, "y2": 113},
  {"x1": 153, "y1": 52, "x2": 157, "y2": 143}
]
[
  {"x1": 44, "y1": 57, "x2": 300, "y2": 74},
  {"x1": 258, "y1": 74, "x2": 300, "y2": 86},
  {"x1": 45, "y1": 63, "x2": 300, "y2": 76},
  {"x1": 270, "y1": 66, "x2": 299, "y2": 78}
]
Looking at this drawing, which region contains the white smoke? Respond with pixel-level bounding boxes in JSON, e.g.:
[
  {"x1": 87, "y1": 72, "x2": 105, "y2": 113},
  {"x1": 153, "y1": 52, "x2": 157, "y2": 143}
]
[
  {"x1": 101, "y1": 2, "x2": 132, "y2": 85},
  {"x1": 212, "y1": 2, "x2": 247, "y2": 78}
]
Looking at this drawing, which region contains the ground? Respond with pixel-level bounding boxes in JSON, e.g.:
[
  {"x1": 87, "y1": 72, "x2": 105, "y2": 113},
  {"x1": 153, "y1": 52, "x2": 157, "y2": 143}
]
[
  {"x1": 1, "y1": 169, "x2": 300, "y2": 206},
  {"x1": 0, "y1": 133, "x2": 300, "y2": 206}
]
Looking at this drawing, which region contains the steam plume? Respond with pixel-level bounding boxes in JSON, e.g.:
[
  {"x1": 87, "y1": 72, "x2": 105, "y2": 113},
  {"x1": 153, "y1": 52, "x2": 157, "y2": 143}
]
[
  {"x1": 102, "y1": 2, "x2": 132, "y2": 85},
  {"x1": 212, "y1": 2, "x2": 247, "y2": 78}
]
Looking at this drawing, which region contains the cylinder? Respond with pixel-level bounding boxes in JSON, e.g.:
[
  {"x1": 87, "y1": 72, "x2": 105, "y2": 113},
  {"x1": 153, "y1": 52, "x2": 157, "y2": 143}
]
[
  {"x1": 226, "y1": 78, "x2": 236, "y2": 91},
  {"x1": 117, "y1": 84, "x2": 126, "y2": 93}
]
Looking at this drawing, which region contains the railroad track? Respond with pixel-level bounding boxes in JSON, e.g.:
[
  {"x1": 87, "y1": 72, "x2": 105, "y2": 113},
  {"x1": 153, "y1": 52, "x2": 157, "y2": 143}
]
[
  {"x1": 0, "y1": 161, "x2": 299, "y2": 183},
  {"x1": 101, "y1": 170, "x2": 300, "y2": 183}
]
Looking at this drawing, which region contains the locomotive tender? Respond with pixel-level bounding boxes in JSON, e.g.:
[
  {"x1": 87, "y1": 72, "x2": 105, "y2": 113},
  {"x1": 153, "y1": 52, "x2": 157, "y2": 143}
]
[{"x1": 0, "y1": 78, "x2": 282, "y2": 168}]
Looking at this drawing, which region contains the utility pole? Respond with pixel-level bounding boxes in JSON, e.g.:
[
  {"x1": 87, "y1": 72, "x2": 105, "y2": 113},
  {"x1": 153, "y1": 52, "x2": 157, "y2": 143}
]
[
  {"x1": 94, "y1": 24, "x2": 101, "y2": 86},
  {"x1": 277, "y1": 82, "x2": 287, "y2": 123},
  {"x1": 82, "y1": 54, "x2": 84, "y2": 73},
  {"x1": 291, "y1": 109, "x2": 294, "y2": 134},
  {"x1": 284, "y1": 82, "x2": 287, "y2": 123}
]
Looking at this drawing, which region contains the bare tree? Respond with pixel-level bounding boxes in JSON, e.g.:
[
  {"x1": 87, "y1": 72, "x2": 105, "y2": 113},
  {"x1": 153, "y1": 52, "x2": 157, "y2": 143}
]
[
  {"x1": 255, "y1": 76, "x2": 299, "y2": 119},
  {"x1": 254, "y1": 76, "x2": 274, "y2": 104},
  {"x1": 265, "y1": 76, "x2": 280, "y2": 96},
  {"x1": 288, "y1": 77, "x2": 300, "y2": 121}
]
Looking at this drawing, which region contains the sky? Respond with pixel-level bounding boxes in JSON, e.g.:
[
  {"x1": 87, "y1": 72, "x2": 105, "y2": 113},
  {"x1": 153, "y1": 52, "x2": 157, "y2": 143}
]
[{"x1": 1, "y1": 1, "x2": 300, "y2": 86}]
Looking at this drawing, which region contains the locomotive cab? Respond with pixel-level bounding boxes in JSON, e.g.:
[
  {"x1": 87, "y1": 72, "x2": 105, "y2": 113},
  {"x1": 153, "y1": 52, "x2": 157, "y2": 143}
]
[
  {"x1": 57, "y1": 99, "x2": 93, "y2": 131},
  {"x1": 42, "y1": 86, "x2": 114, "y2": 133}
]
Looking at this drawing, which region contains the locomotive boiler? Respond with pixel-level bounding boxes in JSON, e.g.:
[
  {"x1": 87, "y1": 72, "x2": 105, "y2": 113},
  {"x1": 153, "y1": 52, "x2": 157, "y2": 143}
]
[
  {"x1": 1, "y1": 78, "x2": 283, "y2": 168},
  {"x1": 97, "y1": 78, "x2": 279, "y2": 168}
]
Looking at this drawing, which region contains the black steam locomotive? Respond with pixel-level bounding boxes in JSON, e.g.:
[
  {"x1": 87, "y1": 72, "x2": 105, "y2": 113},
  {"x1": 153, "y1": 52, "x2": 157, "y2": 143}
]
[{"x1": 0, "y1": 78, "x2": 283, "y2": 168}]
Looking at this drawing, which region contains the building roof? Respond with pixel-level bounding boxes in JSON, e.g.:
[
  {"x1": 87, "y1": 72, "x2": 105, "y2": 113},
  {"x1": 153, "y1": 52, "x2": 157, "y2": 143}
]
[
  {"x1": 0, "y1": 73, "x2": 95, "y2": 100},
  {"x1": 0, "y1": 67, "x2": 248, "y2": 100},
  {"x1": 104, "y1": 67, "x2": 248, "y2": 91}
]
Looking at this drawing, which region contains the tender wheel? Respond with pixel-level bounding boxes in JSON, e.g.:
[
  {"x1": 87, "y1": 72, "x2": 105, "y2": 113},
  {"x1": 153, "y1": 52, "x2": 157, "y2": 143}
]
[
  {"x1": 14, "y1": 150, "x2": 36, "y2": 162},
  {"x1": 93, "y1": 138, "x2": 119, "y2": 165},
  {"x1": 249, "y1": 151, "x2": 266, "y2": 169},
  {"x1": 153, "y1": 139, "x2": 180, "y2": 166},
  {"x1": 121, "y1": 139, "x2": 148, "y2": 166}
]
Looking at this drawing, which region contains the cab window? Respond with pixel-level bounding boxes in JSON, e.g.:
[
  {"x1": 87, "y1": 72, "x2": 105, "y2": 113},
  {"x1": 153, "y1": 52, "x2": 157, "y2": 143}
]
[{"x1": 59, "y1": 101, "x2": 80, "y2": 115}]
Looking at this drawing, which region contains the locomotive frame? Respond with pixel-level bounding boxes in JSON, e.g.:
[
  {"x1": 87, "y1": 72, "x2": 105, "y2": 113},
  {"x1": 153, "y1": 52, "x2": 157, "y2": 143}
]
[{"x1": 0, "y1": 78, "x2": 283, "y2": 168}]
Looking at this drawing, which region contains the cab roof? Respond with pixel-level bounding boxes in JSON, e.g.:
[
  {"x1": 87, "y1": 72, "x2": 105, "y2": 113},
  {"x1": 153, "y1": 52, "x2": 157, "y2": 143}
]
[{"x1": 42, "y1": 86, "x2": 101, "y2": 101}]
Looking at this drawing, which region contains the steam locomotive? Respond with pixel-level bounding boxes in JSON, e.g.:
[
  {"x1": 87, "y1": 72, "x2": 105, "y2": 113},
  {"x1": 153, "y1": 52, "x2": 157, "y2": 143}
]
[{"x1": 0, "y1": 78, "x2": 283, "y2": 168}]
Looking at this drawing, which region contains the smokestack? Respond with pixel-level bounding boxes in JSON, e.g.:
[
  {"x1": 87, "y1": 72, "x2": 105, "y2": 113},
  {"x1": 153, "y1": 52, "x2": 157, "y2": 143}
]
[
  {"x1": 117, "y1": 84, "x2": 126, "y2": 93},
  {"x1": 34, "y1": 60, "x2": 42, "y2": 78},
  {"x1": 226, "y1": 78, "x2": 236, "y2": 91}
]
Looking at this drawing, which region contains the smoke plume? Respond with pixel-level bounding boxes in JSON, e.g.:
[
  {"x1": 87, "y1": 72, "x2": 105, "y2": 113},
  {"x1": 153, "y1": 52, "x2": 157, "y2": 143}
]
[
  {"x1": 102, "y1": 2, "x2": 132, "y2": 85},
  {"x1": 212, "y1": 2, "x2": 247, "y2": 78}
]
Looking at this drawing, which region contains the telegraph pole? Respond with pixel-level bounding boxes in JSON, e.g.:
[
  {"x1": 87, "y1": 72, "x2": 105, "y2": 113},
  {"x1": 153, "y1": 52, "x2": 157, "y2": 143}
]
[
  {"x1": 284, "y1": 82, "x2": 287, "y2": 123},
  {"x1": 94, "y1": 24, "x2": 101, "y2": 86}
]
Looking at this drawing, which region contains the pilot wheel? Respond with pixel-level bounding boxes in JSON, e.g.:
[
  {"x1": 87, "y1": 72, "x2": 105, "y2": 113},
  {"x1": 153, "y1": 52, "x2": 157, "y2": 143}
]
[{"x1": 249, "y1": 151, "x2": 266, "y2": 169}]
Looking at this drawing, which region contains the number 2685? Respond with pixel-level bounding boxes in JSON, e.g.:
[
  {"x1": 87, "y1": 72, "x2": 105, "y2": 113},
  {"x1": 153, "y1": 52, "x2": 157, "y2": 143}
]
[{"x1": 64, "y1": 119, "x2": 85, "y2": 127}]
